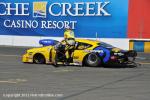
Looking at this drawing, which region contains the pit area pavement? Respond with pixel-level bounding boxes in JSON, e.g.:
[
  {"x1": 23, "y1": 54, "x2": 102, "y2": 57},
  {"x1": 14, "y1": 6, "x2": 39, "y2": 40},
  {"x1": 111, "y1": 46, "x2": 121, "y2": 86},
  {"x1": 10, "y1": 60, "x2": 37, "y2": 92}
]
[{"x1": 0, "y1": 46, "x2": 150, "y2": 100}]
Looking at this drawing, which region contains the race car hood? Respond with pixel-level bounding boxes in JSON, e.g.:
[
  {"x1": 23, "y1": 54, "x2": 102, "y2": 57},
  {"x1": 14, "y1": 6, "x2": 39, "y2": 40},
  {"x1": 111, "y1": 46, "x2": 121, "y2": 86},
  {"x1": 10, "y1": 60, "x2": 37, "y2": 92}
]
[
  {"x1": 111, "y1": 47, "x2": 129, "y2": 55},
  {"x1": 111, "y1": 48, "x2": 122, "y2": 52}
]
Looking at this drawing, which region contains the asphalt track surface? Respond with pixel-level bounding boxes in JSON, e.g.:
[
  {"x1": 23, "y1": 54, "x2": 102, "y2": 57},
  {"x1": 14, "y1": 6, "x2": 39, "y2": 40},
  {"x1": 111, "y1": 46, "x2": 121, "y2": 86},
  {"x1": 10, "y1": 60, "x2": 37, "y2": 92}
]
[{"x1": 0, "y1": 46, "x2": 150, "y2": 100}]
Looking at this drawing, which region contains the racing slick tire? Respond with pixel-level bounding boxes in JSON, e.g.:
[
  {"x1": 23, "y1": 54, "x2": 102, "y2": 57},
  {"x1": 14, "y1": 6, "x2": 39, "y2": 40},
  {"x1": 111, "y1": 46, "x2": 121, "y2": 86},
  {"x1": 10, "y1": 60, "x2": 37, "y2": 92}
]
[
  {"x1": 85, "y1": 53, "x2": 101, "y2": 67},
  {"x1": 33, "y1": 54, "x2": 45, "y2": 64}
]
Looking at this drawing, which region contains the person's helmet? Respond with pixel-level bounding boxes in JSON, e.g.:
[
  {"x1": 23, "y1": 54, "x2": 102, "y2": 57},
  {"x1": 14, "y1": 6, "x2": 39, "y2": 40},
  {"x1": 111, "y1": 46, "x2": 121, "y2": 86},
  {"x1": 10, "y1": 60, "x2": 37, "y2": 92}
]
[{"x1": 64, "y1": 28, "x2": 75, "y2": 39}]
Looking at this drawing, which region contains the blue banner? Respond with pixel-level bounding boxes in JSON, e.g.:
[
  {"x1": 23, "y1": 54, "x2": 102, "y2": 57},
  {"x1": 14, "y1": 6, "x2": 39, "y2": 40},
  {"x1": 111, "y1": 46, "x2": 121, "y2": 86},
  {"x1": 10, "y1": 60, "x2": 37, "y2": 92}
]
[{"x1": 0, "y1": 0, "x2": 128, "y2": 38}]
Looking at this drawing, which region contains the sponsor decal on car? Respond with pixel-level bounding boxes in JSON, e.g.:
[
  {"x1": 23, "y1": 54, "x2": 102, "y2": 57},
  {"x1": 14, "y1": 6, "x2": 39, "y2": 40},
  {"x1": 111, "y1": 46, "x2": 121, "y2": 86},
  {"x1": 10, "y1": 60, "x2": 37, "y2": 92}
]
[{"x1": 84, "y1": 50, "x2": 104, "y2": 53}]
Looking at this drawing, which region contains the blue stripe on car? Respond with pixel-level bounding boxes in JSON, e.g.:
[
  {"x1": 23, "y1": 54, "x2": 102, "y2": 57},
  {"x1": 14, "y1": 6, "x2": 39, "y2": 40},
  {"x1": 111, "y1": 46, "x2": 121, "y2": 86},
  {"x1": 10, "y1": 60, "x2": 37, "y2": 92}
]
[{"x1": 94, "y1": 46, "x2": 111, "y2": 63}]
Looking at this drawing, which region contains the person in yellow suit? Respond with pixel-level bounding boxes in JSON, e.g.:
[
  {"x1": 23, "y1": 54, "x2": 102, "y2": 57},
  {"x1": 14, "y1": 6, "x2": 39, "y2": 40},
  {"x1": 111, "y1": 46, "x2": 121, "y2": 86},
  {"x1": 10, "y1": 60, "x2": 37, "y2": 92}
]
[
  {"x1": 55, "y1": 28, "x2": 76, "y2": 65},
  {"x1": 62, "y1": 28, "x2": 76, "y2": 64}
]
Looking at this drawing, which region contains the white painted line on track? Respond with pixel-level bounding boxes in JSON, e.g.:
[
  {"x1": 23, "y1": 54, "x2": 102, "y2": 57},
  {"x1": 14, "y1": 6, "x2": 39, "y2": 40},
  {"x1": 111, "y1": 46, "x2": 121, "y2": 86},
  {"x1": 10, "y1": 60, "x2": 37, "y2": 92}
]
[
  {"x1": 53, "y1": 69, "x2": 76, "y2": 73},
  {"x1": 0, "y1": 79, "x2": 27, "y2": 84},
  {"x1": 0, "y1": 72, "x2": 16, "y2": 74},
  {"x1": 136, "y1": 57, "x2": 147, "y2": 60},
  {"x1": 138, "y1": 62, "x2": 150, "y2": 65},
  {"x1": 0, "y1": 54, "x2": 21, "y2": 57},
  {"x1": 0, "y1": 81, "x2": 18, "y2": 84}
]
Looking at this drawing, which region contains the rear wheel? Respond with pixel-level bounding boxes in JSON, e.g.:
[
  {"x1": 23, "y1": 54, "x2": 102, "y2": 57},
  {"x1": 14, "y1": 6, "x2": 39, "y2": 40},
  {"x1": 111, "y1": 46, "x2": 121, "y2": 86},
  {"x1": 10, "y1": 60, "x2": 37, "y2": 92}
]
[
  {"x1": 33, "y1": 54, "x2": 45, "y2": 64},
  {"x1": 85, "y1": 53, "x2": 101, "y2": 67}
]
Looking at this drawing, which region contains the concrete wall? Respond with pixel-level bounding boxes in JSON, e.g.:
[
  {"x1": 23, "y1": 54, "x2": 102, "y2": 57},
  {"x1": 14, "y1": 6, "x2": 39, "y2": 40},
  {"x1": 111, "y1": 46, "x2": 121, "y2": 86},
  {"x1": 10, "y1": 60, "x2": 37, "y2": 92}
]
[
  {"x1": 1, "y1": 35, "x2": 150, "y2": 50},
  {"x1": 0, "y1": 35, "x2": 130, "y2": 50}
]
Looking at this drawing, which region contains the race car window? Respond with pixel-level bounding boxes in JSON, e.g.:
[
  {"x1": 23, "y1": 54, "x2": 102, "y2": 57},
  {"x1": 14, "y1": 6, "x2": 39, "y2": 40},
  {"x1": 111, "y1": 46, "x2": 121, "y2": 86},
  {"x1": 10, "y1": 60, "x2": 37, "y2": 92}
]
[
  {"x1": 98, "y1": 42, "x2": 114, "y2": 48},
  {"x1": 76, "y1": 42, "x2": 92, "y2": 50}
]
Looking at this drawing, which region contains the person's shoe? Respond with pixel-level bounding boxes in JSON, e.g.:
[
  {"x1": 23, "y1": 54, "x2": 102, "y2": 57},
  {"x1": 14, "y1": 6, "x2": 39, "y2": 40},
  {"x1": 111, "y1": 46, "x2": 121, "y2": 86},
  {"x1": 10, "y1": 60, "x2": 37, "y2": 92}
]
[{"x1": 64, "y1": 62, "x2": 69, "y2": 66}]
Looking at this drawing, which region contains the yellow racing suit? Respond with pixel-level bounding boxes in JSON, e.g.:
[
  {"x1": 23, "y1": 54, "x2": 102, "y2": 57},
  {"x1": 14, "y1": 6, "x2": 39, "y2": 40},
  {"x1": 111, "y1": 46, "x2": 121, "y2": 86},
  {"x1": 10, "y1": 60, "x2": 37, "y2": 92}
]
[{"x1": 63, "y1": 29, "x2": 76, "y2": 63}]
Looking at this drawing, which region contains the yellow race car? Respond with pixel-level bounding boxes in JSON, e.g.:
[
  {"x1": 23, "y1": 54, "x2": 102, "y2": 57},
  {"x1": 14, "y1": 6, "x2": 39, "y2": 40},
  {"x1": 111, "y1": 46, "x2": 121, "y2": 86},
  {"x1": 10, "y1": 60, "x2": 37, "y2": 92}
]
[{"x1": 22, "y1": 39, "x2": 137, "y2": 67}]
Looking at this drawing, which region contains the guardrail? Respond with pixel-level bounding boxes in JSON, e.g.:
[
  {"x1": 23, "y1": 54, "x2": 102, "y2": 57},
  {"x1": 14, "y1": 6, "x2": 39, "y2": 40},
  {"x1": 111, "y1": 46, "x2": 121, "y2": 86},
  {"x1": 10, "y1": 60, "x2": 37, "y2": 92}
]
[{"x1": 129, "y1": 40, "x2": 150, "y2": 53}]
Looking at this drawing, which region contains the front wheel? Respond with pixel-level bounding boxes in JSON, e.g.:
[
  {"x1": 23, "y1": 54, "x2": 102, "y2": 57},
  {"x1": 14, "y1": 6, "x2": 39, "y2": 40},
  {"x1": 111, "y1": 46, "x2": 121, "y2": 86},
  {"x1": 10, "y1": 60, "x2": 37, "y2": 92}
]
[
  {"x1": 85, "y1": 53, "x2": 101, "y2": 67},
  {"x1": 33, "y1": 54, "x2": 45, "y2": 64}
]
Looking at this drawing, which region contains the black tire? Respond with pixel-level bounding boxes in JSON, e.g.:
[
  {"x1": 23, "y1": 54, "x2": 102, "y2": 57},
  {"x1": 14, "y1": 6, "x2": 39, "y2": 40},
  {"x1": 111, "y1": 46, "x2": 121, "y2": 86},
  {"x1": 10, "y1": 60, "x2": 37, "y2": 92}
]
[
  {"x1": 33, "y1": 54, "x2": 45, "y2": 64},
  {"x1": 85, "y1": 53, "x2": 101, "y2": 67},
  {"x1": 53, "y1": 54, "x2": 59, "y2": 67}
]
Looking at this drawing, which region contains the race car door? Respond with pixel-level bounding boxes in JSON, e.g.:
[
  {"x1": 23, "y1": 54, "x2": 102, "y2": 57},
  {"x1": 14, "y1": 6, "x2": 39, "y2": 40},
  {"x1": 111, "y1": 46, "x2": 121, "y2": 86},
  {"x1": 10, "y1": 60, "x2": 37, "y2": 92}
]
[{"x1": 73, "y1": 42, "x2": 92, "y2": 64}]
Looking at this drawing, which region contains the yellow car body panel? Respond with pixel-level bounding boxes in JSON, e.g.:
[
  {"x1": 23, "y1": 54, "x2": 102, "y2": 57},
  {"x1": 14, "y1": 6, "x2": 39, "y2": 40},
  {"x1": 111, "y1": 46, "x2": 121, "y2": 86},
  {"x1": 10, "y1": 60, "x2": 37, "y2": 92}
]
[
  {"x1": 22, "y1": 39, "x2": 99, "y2": 65},
  {"x1": 22, "y1": 46, "x2": 53, "y2": 63}
]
